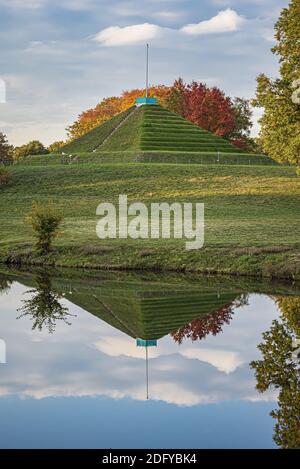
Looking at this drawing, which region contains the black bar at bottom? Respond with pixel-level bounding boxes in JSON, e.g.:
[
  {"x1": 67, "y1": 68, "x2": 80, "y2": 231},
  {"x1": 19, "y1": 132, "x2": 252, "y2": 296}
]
[{"x1": 0, "y1": 449, "x2": 296, "y2": 466}]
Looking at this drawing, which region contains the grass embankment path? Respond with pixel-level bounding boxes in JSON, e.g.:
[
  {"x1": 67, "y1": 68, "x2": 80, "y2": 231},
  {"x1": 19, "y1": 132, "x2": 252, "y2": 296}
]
[{"x1": 0, "y1": 162, "x2": 299, "y2": 279}]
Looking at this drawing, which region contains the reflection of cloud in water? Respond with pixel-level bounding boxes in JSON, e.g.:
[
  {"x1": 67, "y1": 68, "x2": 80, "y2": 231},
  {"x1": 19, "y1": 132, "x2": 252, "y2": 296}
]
[
  {"x1": 0, "y1": 283, "x2": 278, "y2": 406},
  {"x1": 94, "y1": 336, "x2": 159, "y2": 360},
  {"x1": 95, "y1": 337, "x2": 243, "y2": 374},
  {"x1": 181, "y1": 348, "x2": 244, "y2": 374}
]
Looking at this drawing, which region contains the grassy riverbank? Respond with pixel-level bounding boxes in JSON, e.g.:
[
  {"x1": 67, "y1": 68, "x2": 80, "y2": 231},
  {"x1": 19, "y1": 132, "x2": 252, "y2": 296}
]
[{"x1": 0, "y1": 162, "x2": 299, "y2": 279}]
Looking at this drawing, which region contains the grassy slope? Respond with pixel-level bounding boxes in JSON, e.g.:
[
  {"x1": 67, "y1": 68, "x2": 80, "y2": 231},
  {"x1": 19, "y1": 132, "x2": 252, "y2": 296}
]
[
  {"x1": 100, "y1": 106, "x2": 144, "y2": 151},
  {"x1": 140, "y1": 105, "x2": 244, "y2": 153},
  {"x1": 60, "y1": 107, "x2": 135, "y2": 153},
  {"x1": 0, "y1": 162, "x2": 299, "y2": 279}
]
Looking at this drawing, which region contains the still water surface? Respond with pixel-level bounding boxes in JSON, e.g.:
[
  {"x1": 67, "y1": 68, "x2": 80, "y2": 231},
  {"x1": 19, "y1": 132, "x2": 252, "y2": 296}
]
[{"x1": 0, "y1": 269, "x2": 299, "y2": 449}]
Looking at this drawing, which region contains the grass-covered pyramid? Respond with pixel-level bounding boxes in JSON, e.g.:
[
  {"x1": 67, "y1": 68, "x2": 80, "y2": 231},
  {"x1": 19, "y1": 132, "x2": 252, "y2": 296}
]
[{"x1": 61, "y1": 104, "x2": 259, "y2": 158}]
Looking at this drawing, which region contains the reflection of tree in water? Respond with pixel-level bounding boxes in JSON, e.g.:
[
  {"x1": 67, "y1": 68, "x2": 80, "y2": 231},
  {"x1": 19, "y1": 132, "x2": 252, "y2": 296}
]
[
  {"x1": 251, "y1": 296, "x2": 300, "y2": 449},
  {"x1": 0, "y1": 276, "x2": 12, "y2": 295},
  {"x1": 171, "y1": 295, "x2": 248, "y2": 344},
  {"x1": 17, "y1": 273, "x2": 75, "y2": 334}
]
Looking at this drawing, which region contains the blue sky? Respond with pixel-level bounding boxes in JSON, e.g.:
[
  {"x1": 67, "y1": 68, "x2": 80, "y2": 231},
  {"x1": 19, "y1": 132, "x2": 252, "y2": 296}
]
[{"x1": 0, "y1": 0, "x2": 288, "y2": 146}]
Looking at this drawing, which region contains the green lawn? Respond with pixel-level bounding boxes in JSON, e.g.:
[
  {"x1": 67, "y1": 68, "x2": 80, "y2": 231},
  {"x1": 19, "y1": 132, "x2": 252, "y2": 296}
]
[{"x1": 0, "y1": 161, "x2": 299, "y2": 279}]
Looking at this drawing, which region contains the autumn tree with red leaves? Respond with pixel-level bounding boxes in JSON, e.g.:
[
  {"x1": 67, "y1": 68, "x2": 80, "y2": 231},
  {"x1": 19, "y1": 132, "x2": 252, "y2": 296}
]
[
  {"x1": 179, "y1": 80, "x2": 236, "y2": 137},
  {"x1": 171, "y1": 295, "x2": 248, "y2": 344}
]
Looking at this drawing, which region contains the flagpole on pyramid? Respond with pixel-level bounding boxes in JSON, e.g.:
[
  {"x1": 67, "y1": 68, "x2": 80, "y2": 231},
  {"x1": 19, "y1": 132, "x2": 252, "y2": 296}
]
[{"x1": 146, "y1": 44, "x2": 149, "y2": 98}]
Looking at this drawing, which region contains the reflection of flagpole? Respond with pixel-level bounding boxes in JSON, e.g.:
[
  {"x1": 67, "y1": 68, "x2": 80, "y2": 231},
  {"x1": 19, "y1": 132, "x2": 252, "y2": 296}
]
[{"x1": 136, "y1": 338, "x2": 157, "y2": 401}]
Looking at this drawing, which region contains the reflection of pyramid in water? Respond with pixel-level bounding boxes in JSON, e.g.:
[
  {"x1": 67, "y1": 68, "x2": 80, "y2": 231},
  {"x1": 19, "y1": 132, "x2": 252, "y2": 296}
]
[
  {"x1": 66, "y1": 283, "x2": 240, "y2": 402},
  {"x1": 2, "y1": 269, "x2": 241, "y2": 340},
  {"x1": 57, "y1": 279, "x2": 240, "y2": 340},
  {"x1": 3, "y1": 269, "x2": 242, "y2": 401},
  {"x1": 66, "y1": 282, "x2": 239, "y2": 401}
]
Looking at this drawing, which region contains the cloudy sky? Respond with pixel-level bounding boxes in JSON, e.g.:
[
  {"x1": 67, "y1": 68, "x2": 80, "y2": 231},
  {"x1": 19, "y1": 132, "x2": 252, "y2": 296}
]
[{"x1": 0, "y1": 0, "x2": 288, "y2": 146}]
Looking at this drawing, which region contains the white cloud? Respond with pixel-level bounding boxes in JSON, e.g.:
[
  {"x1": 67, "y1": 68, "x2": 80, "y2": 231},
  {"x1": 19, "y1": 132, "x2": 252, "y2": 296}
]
[
  {"x1": 93, "y1": 23, "x2": 162, "y2": 46},
  {"x1": 93, "y1": 10, "x2": 245, "y2": 47},
  {"x1": 150, "y1": 382, "x2": 213, "y2": 406},
  {"x1": 181, "y1": 9, "x2": 245, "y2": 35}
]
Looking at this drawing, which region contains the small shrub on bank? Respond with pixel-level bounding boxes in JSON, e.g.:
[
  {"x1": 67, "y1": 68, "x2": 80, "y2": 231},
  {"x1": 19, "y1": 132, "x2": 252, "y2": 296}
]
[{"x1": 27, "y1": 201, "x2": 62, "y2": 254}]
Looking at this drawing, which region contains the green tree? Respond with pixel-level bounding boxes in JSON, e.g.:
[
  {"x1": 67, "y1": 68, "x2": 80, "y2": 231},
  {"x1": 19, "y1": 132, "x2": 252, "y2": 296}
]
[
  {"x1": 251, "y1": 296, "x2": 300, "y2": 448},
  {"x1": 0, "y1": 132, "x2": 13, "y2": 164},
  {"x1": 276, "y1": 296, "x2": 300, "y2": 335},
  {"x1": 27, "y1": 201, "x2": 62, "y2": 254},
  {"x1": 48, "y1": 141, "x2": 65, "y2": 153},
  {"x1": 17, "y1": 273, "x2": 74, "y2": 333},
  {"x1": 164, "y1": 78, "x2": 186, "y2": 116},
  {"x1": 14, "y1": 140, "x2": 49, "y2": 160},
  {"x1": 253, "y1": 0, "x2": 300, "y2": 164},
  {"x1": 230, "y1": 98, "x2": 253, "y2": 139},
  {"x1": 226, "y1": 97, "x2": 256, "y2": 151}
]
